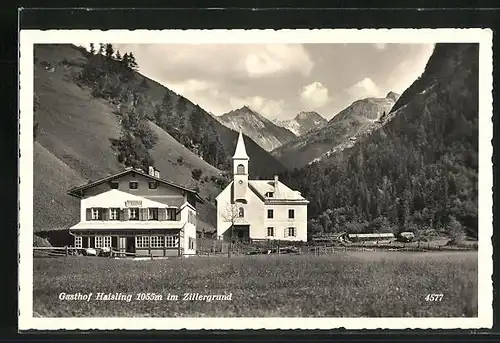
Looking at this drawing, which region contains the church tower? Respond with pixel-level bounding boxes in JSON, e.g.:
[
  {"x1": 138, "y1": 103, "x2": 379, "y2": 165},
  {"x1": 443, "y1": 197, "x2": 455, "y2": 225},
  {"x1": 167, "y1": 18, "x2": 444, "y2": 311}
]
[{"x1": 232, "y1": 131, "x2": 249, "y2": 201}]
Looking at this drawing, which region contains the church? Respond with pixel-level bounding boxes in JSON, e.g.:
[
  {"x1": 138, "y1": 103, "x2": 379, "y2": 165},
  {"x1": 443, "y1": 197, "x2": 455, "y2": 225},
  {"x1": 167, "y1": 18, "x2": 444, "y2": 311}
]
[{"x1": 216, "y1": 131, "x2": 309, "y2": 242}]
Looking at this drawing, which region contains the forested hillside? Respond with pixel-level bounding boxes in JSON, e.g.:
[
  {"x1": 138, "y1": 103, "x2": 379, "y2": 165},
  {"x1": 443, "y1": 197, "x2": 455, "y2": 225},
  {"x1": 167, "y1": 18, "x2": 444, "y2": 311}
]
[{"x1": 279, "y1": 43, "x2": 479, "y2": 241}]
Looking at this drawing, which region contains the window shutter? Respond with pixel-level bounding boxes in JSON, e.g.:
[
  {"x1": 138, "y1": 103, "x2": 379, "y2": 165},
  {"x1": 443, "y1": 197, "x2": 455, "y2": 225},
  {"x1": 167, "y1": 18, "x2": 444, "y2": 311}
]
[
  {"x1": 86, "y1": 208, "x2": 92, "y2": 221},
  {"x1": 102, "y1": 208, "x2": 109, "y2": 221},
  {"x1": 139, "y1": 208, "x2": 147, "y2": 221},
  {"x1": 158, "y1": 208, "x2": 166, "y2": 221},
  {"x1": 123, "y1": 208, "x2": 130, "y2": 221},
  {"x1": 176, "y1": 210, "x2": 181, "y2": 221},
  {"x1": 119, "y1": 209, "x2": 124, "y2": 221},
  {"x1": 284, "y1": 228, "x2": 288, "y2": 237}
]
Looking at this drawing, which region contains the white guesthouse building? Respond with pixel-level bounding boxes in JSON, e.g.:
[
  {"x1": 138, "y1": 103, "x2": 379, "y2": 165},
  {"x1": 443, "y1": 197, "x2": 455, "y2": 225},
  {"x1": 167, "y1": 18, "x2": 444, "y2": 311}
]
[
  {"x1": 67, "y1": 167, "x2": 203, "y2": 257},
  {"x1": 216, "y1": 131, "x2": 309, "y2": 242}
]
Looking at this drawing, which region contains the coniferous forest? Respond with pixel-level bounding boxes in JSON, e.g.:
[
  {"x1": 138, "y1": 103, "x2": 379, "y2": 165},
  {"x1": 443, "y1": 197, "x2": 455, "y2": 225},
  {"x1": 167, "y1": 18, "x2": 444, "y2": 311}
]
[
  {"x1": 279, "y1": 43, "x2": 479, "y2": 241},
  {"x1": 75, "y1": 43, "x2": 229, "y2": 173}
]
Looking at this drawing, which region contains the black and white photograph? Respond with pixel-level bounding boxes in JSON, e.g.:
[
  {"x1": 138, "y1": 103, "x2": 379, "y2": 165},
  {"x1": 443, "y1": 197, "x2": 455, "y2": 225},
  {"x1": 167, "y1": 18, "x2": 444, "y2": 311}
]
[{"x1": 19, "y1": 29, "x2": 492, "y2": 330}]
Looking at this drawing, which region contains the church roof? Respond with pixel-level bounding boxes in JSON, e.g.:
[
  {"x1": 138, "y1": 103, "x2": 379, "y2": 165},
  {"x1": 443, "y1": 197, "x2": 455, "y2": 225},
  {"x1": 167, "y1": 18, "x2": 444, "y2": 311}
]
[
  {"x1": 232, "y1": 131, "x2": 249, "y2": 159},
  {"x1": 249, "y1": 180, "x2": 308, "y2": 202}
]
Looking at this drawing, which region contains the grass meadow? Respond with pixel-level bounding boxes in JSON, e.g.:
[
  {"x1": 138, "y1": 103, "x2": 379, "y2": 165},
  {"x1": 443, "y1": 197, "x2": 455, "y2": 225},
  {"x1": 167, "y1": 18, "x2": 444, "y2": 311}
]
[{"x1": 33, "y1": 251, "x2": 478, "y2": 317}]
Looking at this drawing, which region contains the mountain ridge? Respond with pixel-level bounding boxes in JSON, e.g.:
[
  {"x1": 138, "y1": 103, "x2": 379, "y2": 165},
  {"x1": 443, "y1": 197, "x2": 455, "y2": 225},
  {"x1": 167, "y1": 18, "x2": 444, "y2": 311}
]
[
  {"x1": 272, "y1": 92, "x2": 400, "y2": 169},
  {"x1": 273, "y1": 111, "x2": 327, "y2": 136},
  {"x1": 278, "y1": 43, "x2": 479, "y2": 239},
  {"x1": 216, "y1": 105, "x2": 297, "y2": 151}
]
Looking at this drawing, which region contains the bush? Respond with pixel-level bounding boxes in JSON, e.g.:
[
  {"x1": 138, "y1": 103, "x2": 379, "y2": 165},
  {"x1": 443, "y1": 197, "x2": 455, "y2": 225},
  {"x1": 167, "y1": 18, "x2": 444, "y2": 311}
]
[{"x1": 192, "y1": 168, "x2": 203, "y2": 180}]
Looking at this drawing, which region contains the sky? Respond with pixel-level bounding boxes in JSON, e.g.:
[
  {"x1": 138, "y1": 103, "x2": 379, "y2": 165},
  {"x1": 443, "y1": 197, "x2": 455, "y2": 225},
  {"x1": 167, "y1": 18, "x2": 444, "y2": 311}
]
[{"x1": 111, "y1": 43, "x2": 435, "y2": 120}]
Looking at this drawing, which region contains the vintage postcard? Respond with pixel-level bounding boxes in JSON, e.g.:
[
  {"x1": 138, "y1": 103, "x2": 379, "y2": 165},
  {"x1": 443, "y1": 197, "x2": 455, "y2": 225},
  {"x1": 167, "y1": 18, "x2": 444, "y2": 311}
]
[{"x1": 19, "y1": 29, "x2": 493, "y2": 330}]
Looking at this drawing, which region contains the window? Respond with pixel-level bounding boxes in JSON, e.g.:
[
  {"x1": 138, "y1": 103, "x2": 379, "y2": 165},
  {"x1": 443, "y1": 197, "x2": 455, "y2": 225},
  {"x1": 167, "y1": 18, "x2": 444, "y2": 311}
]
[
  {"x1": 266, "y1": 192, "x2": 274, "y2": 198},
  {"x1": 236, "y1": 164, "x2": 245, "y2": 174},
  {"x1": 148, "y1": 181, "x2": 158, "y2": 190},
  {"x1": 285, "y1": 227, "x2": 296, "y2": 237},
  {"x1": 238, "y1": 207, "x2": 244, "y2": 218},
  {"x1": 129, "y1": 181, "x2": 138, "y2": 190},
  {"x1": 150, "y1": 236, "x2": 164, "y2": 248},
  {"x1": 129, "y1": 208, "x2": 140, "y2": 220},
  {"x1": 167, "y1": 208, "x2": 177, "y2": 221},
  {"x1": 95, "y1": 236, "x2": 112, "y2": 248},
  {"x1": 110, "y1": 181, "x2": 119, "y2": 189},
  {"x1": 104, "y1": 236, "x2": 111, "y2": 247},
  {"x1": 110, "y1": 208, "x2": 120, "y2": 220},
  {"x1": 189, "y1": 237, "x2": 195, "y2": 250},
  {"x1": 288, "y1": 209, "x2": 295, "y2": 219},
  {"x1": 135, "y1": 236, "x2": 150, "y2": 248},
  {"x1": 74, "y1": 236, "x2": 82, "y2": 248},
  {"x1": 267, "y1": 227, "x2": 274, "y2": 237},
  {"x1": 165, "y1": 235, "x2": 179, "y2": 248},
  {"x1": 91, "y1": 208, "x2": 102, "y2": 220},
  {"x1": 188, "y1": 211, "x2": 196, "y2": 224},
  {"x1": 267, "y1": 209, "x2": 274, "y2": 219},
  {"x1": 148, "y1": 208, "x2": 159, "y2": 221}
]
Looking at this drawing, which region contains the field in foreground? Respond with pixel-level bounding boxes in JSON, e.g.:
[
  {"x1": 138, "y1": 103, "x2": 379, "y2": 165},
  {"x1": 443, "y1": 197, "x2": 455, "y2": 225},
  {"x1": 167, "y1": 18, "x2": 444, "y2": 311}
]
[{"x1": 33, "y1": 252, "x2": 478, "y2": 317}]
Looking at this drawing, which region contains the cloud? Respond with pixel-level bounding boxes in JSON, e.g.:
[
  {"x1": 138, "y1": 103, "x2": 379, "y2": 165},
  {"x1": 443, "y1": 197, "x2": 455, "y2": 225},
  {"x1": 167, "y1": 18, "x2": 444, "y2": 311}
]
[
  {"x1": 165, "y1": 79, "x2": 284, "y2": 117},
  {"x1": 244, "y1": 45, "x2": 313, "y2": 78},
  {"x1": 117, "y1": 43, "x2": 313, "y2": 83},
  {"x1": 300, "y1": 82, "x2": 329, "y2": 109},
  {"x1": 229, "y1": 96, "x2": 285, "y2": 118},
  {"x1": 347, "y1": 77, "x2": 383, "y2": 98}
]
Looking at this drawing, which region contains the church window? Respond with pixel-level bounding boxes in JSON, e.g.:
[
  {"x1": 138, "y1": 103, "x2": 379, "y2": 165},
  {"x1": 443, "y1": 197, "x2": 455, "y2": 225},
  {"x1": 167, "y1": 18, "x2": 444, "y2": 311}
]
[
  {"x1": 238, "y1": 207, "x2": 244, "y2": 217},
  {"x1": 237, "y1": 164, "x2": 245, "y2": 174}
]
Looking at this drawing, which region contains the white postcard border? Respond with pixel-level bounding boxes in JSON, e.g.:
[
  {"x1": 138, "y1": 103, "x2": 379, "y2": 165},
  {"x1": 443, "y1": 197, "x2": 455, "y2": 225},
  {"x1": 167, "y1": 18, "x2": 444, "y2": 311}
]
[{"x1": 19, "y1": 28, "x2": 493, "y2": 330}]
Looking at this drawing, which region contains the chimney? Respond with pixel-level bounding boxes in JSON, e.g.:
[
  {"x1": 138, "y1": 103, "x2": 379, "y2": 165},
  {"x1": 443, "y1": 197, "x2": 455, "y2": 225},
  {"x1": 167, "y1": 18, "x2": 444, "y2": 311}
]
[
  {"x1": 274, "y1": 175, "x2": 279, "y2": 189},
  {"x1": 148, "y1": 166, "x2": 154, "y2": 176},
  {"x1": 154, "y1": 170, "x2": 160, "y2": 178}
]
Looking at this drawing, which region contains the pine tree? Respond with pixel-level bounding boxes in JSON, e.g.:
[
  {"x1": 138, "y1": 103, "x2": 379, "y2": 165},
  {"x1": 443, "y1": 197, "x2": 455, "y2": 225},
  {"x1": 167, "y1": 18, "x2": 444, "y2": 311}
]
[
  {"x1": 122, "y1": 52, "x2": 130, "y2": 67},
  {"x1": 105, "y1": 44, "x2": 114, "y2": 58},
  {"x1": 128, "y1": 52, "x2": 139, "y2": 70},
  {"x1": 98, "y1": 43, "x2": 105, "y2": 55},
  {"x1": 89, "y1": 43, "x2": 96, "y2": 55},
  {"x1": 115, "y1": 50, "x2": 122, "y2": 61}
]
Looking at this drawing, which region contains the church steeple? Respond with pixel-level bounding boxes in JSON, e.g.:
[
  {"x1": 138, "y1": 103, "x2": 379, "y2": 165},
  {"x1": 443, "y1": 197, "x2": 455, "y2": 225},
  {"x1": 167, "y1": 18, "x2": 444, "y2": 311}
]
[
  {"x1": 233, "y1": 130, "x2": 249, "y2": 160},
  {"x1": 232, "y1": 131, "x2": 249, "y2": 201}
]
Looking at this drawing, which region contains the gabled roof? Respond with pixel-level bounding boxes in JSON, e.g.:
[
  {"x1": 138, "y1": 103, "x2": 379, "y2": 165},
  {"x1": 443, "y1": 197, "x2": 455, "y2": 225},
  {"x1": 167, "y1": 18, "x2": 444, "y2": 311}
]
[
  {"x1": 249, "y1": 180, "x2": 309, "y2": 203},
  {"x1": 215, "y1": 180, "x2": 309, "y2": 204},
  {"x1": 67, "y1": 167, "x2": 204, "y2": 203}
]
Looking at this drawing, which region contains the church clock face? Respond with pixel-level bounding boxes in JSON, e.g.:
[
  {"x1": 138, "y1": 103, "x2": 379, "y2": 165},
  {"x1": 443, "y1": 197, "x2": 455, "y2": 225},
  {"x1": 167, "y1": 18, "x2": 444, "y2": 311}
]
[{"x1": 238, "y1": 180, "x2": 243, "y2": 184}]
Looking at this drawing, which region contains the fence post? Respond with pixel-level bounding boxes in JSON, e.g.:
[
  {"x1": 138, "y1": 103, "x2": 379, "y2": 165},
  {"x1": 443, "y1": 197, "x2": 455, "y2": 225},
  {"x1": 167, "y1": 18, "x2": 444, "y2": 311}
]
[{"x1": 65, "y1": 246, "x2": 68, "y2": 257}]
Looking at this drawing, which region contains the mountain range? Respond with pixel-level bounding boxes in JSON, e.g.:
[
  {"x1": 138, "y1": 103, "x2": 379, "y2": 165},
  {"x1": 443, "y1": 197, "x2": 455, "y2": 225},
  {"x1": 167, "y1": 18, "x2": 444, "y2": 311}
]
[
  {"x1": 215, "y1": 106, "x2": 297, "y2": 151},
  {"x1": 271, "y1": 92, "x2": 400, "y2": 169},
  {"x1": 278, "y1": 43, "x2": 479, "y2": 238},
  {"x1": 272, "y1": 111, "x2": 327, "y2": 136},
  {"x1": 32, "y1": 42, "x2": 479, "y2": 242}
]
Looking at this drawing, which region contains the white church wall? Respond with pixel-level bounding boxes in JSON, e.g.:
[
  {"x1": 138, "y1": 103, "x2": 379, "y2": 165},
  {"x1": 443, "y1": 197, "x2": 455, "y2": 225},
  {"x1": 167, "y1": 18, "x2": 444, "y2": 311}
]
[{"x1": 263, "y1": 204, "x2": 308, "y2": 242}]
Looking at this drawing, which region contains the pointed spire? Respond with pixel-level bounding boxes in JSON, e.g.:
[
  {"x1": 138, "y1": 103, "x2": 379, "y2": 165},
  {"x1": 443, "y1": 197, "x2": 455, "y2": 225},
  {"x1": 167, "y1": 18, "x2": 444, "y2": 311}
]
[{"x1": 233, "y1": 130, "x2": 249, "y2": 159}]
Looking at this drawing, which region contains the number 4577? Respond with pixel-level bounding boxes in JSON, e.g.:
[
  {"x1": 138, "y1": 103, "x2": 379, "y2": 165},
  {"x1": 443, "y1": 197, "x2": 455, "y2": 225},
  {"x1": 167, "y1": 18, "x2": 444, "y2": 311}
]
[{"x1": 425, "y1": 293, "x2": 443, "y2": 301}]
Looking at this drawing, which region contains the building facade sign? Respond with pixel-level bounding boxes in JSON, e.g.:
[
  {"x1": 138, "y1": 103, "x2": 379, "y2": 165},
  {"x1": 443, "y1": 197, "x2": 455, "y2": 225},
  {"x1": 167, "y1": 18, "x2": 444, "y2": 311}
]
[{"x1": 125, "y1": 200, "x2": 143, "y2": 207}]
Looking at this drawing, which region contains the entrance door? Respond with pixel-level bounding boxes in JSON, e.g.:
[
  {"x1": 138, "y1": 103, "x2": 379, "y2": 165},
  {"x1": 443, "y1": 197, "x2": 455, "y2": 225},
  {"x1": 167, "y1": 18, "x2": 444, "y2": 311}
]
[
  {"x1": 118, "y1": 237, "x2": 127, "y2": 257},
  {"x1": 126, "y1": 237, "x2": 135, "y2": 255}
]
